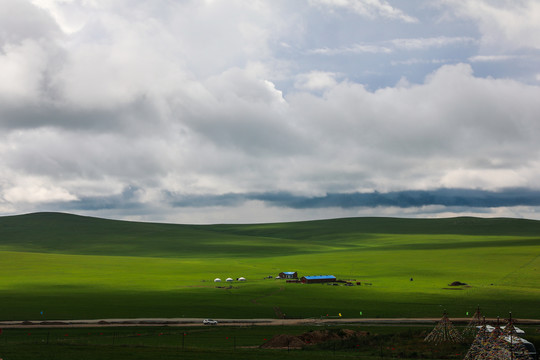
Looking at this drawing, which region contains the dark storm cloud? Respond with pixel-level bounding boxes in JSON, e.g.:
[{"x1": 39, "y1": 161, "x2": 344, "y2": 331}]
[
  {"x1": 167, "y1": 188, "x2": 540, "y2": 209},
  {"x1": 164, "y1": 191, "x2": 246, "y2": 208}
]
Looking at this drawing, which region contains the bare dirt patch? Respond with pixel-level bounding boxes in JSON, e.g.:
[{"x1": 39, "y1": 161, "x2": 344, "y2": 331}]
[{"x1": 260, "y1": 329, "x2": 368, "y2": 349}]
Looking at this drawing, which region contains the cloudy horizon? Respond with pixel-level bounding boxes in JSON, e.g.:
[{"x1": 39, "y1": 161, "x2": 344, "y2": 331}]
[{"x1": 2, "y1": 0, "x2": 540, "y2": 224}]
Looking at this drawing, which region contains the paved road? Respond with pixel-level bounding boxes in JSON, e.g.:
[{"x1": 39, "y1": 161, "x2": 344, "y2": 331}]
[{"x1": 1, "y1": 317, "x2": 539, "y2": 328}]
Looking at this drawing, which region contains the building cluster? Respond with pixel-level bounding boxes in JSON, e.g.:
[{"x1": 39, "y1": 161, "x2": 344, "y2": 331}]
[{"x1": 277, "y1": 271, "x2": 337, "y2": 284}]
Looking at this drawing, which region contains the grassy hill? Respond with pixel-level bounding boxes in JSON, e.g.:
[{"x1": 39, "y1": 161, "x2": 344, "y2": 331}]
[
  {"x1": 2, "y1": 212, "x2": 540, "y2": 256},
  {"x1": 0, "y1": 212, "x2": 539, "y2": 320}
]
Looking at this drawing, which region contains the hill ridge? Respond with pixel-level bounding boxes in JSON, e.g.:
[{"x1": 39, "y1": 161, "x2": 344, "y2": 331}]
[{"x1": 1, "y1": 212, "x2": 540, "y2": 258}]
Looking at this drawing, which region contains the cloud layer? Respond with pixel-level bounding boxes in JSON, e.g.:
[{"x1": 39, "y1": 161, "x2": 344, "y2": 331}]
[{"x1": 1, "y1": 0, "x2": 540, "y2": 223}]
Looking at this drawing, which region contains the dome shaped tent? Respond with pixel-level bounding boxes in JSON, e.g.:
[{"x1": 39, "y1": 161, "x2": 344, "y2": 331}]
[
  {"x1": 226, "y1": 278, "x2": 233, "y2": 282},
  {"x1": 238, "y1": 277, "x2": 246, "y2": 281},
  {"x1": 214, "y1": 278, "x2": 221, "y2": 282}
]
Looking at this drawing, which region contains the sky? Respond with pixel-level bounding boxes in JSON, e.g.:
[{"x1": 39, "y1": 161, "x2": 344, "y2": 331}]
[{"x1": 1, "y1": 0, "x2": 540, "y2": 224}]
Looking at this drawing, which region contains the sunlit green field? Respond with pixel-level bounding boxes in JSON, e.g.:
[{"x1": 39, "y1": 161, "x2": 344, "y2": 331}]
[{"x1": 0, "y1": 213, "x2": 539, "y2": 320}]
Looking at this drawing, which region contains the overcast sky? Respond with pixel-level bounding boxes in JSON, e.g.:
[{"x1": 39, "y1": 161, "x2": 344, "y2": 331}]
[{"x1": 2, "y1": 0, "x2": 540, "y2": 224}]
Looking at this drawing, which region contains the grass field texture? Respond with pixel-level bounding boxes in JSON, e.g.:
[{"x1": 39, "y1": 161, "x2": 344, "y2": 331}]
[
  {"x1": 0, "y1": 212, "x2": 539, "y2": 320},
  {"x1": 1, "y1": 324, "x2": 539, "y2": 360}
]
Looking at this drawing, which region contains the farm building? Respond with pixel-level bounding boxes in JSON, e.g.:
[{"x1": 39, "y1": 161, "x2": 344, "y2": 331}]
[
  {"x1": 279, "y1": 271, "x2": 298, "y2": 279},
  {"x1": 301, "y1": 275, "x2": 336, "y2": 284}
]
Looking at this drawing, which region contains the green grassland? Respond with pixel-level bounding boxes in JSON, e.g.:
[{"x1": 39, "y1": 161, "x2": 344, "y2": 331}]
[
  {"x1": 0, "y1": 212, "x2": 539, "y2": 320},
  {"x1": 1, "y1": 324, "x2": 539, "y2": 360},
  {"x1": 0, "y1": 325, "x2": 466, "y2": 360}
]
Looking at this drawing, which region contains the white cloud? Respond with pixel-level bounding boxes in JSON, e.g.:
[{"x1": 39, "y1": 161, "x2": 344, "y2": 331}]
[
  {"x1": 0, "y1": 39, "x2": 51, "y2": 101},
  {"x1": 390, "y1": 36, "x2": 476, "y2": 50},
  {"x1": 440, "y1": 168, "x2": 526, "y2": 189},
  {"x1": 3, "y1": 59, "x2": 540, "y2": 215},
  {"x1": 309, "y1": 0, "x2": 418, "y2": 23},
  {"x1": 468, "y1": 55, "x2": 523, "y2": 62},
  {"x1": 295, "y1": 71, "x2": 339, "y2": 90},
  {"x1": 2, "y1": 1, "x2": 540, "y2": 222},
  {"x1": 3, "y1": 176, "x2": 77, "y2": 203},
  {"x1": 390, "y1": 58, "x2": 450, "y2": 66},
  {"x1": 286, "y1": 63, "x2": 540, "y2": 192},
  {"x1": 31, "y1": 0, "x2": 93, "y2": 34},
  {"x1": 310, "y1": 36, "x2": 475, "y2": 57},
  {"x1": 310, "y1": 44, "x2": 392, "y2": 55},
  {"x1": 443, "y1": 0, "x2": 540, "y2": 51},
  {"x1": 0, "y1": 0, "x2": 61, "y2": 44}
]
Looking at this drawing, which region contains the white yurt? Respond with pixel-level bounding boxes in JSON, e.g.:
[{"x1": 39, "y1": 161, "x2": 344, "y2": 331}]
[
  {"x1": 214, "y1": 278, "x2": 221, "y2": 282},
  {"x1": 226, "y1": 278, "x2": 233, "y2": 282},
  {"x1": 238, "y1": 277, "x2": 246, "y2": 281}
]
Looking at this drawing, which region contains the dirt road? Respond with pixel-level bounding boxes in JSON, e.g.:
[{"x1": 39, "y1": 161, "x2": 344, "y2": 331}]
[{"x1": 1, "y1": 317, "x2": 539, "y2": 328}]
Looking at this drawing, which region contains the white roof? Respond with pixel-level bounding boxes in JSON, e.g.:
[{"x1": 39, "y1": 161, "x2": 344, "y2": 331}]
[
  {"x1": 238, "y1": 277, "x2": 246, "y2": 281},
  {"x1": 479, "y1": 325, "x2": 525, "y2": 334},
  {"x1": 226, "y1": 277, "x2": 233, "y2": 281},
  {"x1": 503, "y1": 325, "x2": 525, "y2": 334},
  {"x1": 503, "y1": 335, "x2": 531, "y2": 344},
  {"x1": 214, "y1": 278, "x2": 221, "y2": 282}
]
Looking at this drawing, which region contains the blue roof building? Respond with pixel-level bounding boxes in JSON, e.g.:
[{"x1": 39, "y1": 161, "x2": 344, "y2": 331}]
[
  {"x1": 301, "y1": 275, "x2": 336, "y2": 283},
  {"x1": 279, "y1": 271, "x2": 298, "y2": 279}
]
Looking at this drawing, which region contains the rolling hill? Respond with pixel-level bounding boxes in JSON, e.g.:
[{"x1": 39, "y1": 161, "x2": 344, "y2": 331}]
[
  {"x1": 2, "y1": 212, "x2": 540, "y2": 256},
  {"x1": 0, "y1": 212, "x2": 539, "y2": 320}
]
